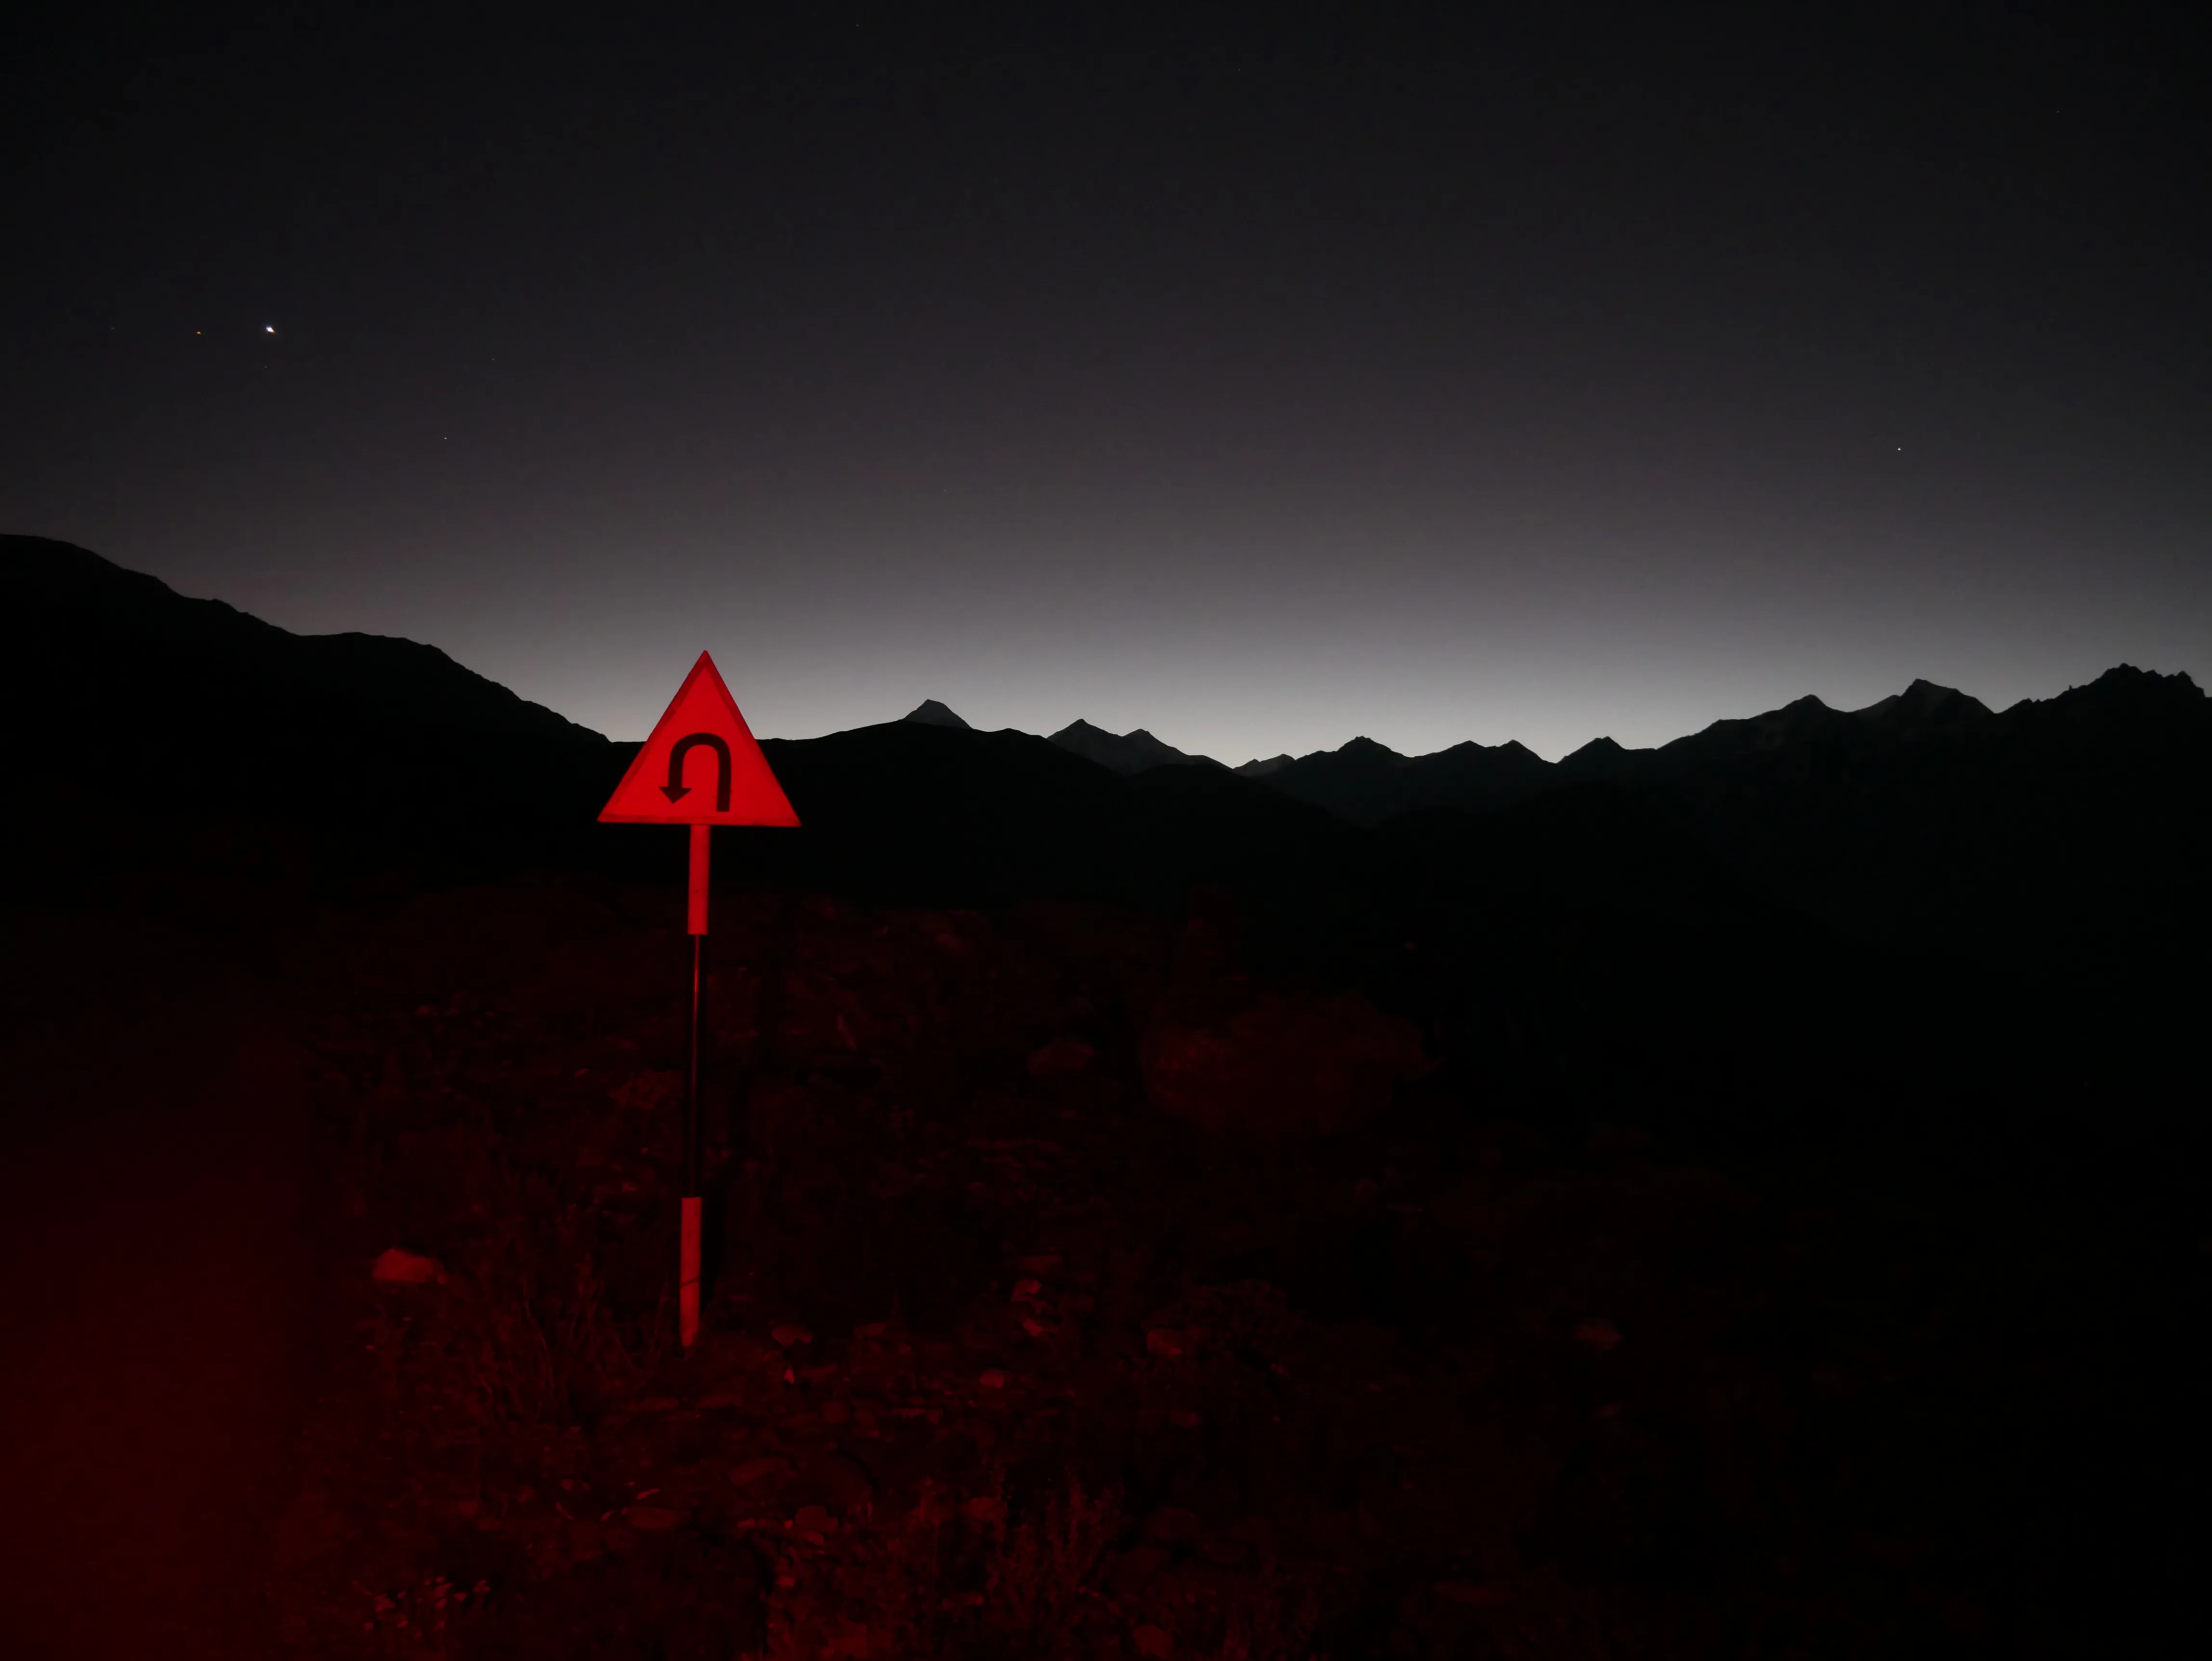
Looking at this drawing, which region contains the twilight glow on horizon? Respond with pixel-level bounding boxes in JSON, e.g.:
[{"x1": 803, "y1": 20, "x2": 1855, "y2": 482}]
[{"x1": 4, "y1": 10, "x2": 2203, "y2": 763}]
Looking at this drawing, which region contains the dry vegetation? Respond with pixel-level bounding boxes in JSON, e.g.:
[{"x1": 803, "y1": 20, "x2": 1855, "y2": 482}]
[{"x1": 262, "y1": 878, "x2": 2110, "y2": 1659}]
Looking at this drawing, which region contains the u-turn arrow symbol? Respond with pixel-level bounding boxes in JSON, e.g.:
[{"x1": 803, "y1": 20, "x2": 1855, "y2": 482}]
[{"x1": 660, "y1": 732, "x2": 732, "y2": 811}]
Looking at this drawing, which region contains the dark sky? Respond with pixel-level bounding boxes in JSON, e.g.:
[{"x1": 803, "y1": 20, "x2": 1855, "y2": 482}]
[{"x1": 5, "y1": 3, "x2": 2206, "y2": 758}]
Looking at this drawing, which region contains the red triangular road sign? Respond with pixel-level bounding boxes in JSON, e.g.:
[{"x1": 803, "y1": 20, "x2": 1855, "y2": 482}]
[{"x1": 599, "y1": 652, "x2": 801, "y2": 826}]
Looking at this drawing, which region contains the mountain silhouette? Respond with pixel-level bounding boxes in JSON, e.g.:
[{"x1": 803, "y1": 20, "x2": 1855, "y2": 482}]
[
  {"x1": 1047, "y1": 719, "x2": 1220, "y2": 774},
  {"x1": 0, "y1": 534, "x2": 623, "y2": 883},
  {"x1": 9, "y1": 535, "x2": 2206, "y2": 1001},
  {"x1": 4, "y1": 535, "x2": 605, "y2": 748},
  {"x1": 1243, "y1": 678, "x2": 2004, "y2": 815},
  {"x1": 1852, "y1": 676, "x2": 1996, "y2": 740},
  {"x1": 1592, "y1": 665, "x2": 2211, "y2": 977},
  {"x1": 1242, "y1": 734, "x2": 1554, "y2": 825},
  {"x1": 1145, "y1": 667, "x2": 2208, "y2": 982},
  {"x1": 9, "y1": 545, "x2": 2193, "y2": 1658}
]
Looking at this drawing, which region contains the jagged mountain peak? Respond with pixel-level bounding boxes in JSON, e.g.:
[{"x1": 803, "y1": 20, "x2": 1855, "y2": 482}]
[
  {"x1": 2075, "y1": 663, "x2": 2203, "y2": 704},
  {"x1": 2004, "y1": 663, "x2": 2208, "y2": 736},
  {"x1": 902, "y1": 699, "x2": 972, "y2": 729},
  {"x1": 1048, "y1": 720, "x2": 1219, "y2": 775},
  {"x1": 1661, "y1": 692, "x2": 1851, "y2": 762},
  {"x1": 1336, "y1": 736, "x2": 1407, "y2": 763},
  {"x1": 1556, "y1": 735, "x2": 1641, "y2": 780},
  {"x1": 1851, "y1": 678, "x2": 1992, "y2": 737}
]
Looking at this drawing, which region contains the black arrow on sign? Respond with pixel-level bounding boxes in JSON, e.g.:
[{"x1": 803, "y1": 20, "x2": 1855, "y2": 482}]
[{"x1": 661, "y1": 732, "x2": 732, "y2": 811}]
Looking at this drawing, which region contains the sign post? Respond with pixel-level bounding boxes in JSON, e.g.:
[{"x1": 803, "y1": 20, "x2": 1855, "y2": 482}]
[{"x1": 600, "y1": 652, "x2": 800, "y2": 1348}]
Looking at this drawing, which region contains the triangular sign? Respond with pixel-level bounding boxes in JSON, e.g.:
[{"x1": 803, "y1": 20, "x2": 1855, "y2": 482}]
[{"x1": 598, "y1": 652, "x2": 801, "y2": 826}]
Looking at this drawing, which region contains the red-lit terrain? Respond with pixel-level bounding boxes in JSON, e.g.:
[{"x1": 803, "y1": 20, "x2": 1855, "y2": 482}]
[
  {"x1": 0, "y1": 919, "x2": 321, "y2": 1658},
  {"x1": 2, "y1": 540, "x2": 2202, "y2": 1657},
  {"x1": 6, "y1": 874, "x2": 2183, "y2": 1660}
]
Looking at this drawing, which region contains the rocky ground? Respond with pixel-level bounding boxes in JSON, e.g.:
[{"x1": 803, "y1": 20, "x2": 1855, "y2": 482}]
[{"x1": 187, "y1": 872, "x2": 2191, "y2": 1661}]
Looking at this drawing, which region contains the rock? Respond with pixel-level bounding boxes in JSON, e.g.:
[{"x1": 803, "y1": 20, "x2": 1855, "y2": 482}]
[
  {"x1": 627, "y1": 1505, "x2": 687, "y2": 1530},
  {"x1": 370, "y1": 1247, "x2": 443, "y2": 1285},
  {"x1": 1134, "y1": 1623, "x2": 1174, "y2": 1658},
  {"x1": 770, "y1": 1323, "x2": 813, "y2": 1347}
]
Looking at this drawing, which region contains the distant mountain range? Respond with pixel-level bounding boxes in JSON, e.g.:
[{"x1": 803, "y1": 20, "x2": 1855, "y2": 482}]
[
  {"x1": 887, "y1": 656, "x2": 2212, "y2": 987},
  {"x1": 1042, "y1": 719, "x2": 1219, "y2": 776},
  {"x1": 8, "y1": 535, "x2": 2208, "y2": 1001},
  {"x1": 914, "y1": 670, "x2": 2205, "y2": 835}
]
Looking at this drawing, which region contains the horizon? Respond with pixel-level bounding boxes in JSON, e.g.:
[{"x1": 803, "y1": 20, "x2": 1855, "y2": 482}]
[
  {"x1": 34, "y1": 530, "x2": 2197, "y2": 765},
  {"x1": 782, "y1": 666, "x2": 2155, "y2": 768},
  {"x1": 5, "y1": 10, "x2": 2204, "y2": 765},
  {"x1": 525, "y1": 641, "x2": 2207, "y2": 764},
  {"x1": 14, "y1": 532, "x2": 2194, "y2": 765}
]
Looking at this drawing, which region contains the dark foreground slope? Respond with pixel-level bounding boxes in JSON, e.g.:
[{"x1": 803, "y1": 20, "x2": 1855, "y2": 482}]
[
  {"x1": 755, "y1": 722, "x2": 1351, "y2": 920},
  {"x1": 8, "y1": 533, "x2": 2199, "y2": 1147},
  {"x1": 1252, "y1": 669, "x2": 2212, "y2": 987},
  {"x1": 1608, "y1": 669, "x2": 2212, "y2": 983},
  {"x1": 2, "y1": 539, "x2": 2203, "y2": 1658},
  {"x1": 0, "y1": 535, "x2": 627, "y2": 888},
  {"x1": 241, "y1": 872, "x2": 2197, "y2": 1660}
]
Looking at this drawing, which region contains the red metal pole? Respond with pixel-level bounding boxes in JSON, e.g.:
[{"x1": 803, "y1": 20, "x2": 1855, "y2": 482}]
[{"x1": 681, "y1": 823, "x2": 708, "y2": 1349}]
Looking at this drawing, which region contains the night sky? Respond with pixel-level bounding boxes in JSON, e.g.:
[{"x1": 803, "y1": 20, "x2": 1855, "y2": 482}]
[{"x1": 5, "y1": 4, "x2": 2205, "y2": 760}]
